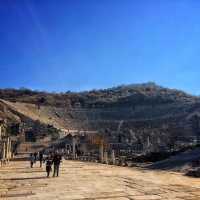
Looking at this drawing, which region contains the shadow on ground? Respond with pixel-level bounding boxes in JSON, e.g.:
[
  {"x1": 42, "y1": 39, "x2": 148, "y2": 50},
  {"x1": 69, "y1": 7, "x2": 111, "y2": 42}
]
[{"x1": 0, "y1": 176, "x2": 45, "y2": 181}]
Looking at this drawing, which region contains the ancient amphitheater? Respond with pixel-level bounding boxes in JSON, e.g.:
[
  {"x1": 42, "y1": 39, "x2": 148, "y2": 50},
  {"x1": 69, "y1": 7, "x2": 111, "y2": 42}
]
[{"x1": 1, "y1": 84, "x2": 200, "y2": 199}]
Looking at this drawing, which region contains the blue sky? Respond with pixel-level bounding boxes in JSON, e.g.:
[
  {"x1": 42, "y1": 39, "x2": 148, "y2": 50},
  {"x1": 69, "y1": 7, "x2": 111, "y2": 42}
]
[{"x1": 0, "y1": 0, "x2": 200, "y2": 94}]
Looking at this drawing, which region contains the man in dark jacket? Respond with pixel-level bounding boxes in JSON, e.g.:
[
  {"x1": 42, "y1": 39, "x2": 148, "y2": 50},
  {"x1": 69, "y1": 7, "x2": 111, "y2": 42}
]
[
  {"x1": 45, "y1": 156, "x2": 52, "y2": 178},
  {"x1": 52, "y1": 153, "x2": 62, "y2": 177},
  {"x1": 39, "y1": 151, "x2": 44, "y2": 167},
  {"x1": 33, "y1": 152, "x2": 37, "y2": 163}
]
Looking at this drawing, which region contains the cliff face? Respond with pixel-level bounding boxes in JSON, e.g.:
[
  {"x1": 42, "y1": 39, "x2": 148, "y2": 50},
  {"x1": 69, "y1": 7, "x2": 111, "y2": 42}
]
[{"x1": 0, "y1": 83, "x2": 200, "y2": 152}]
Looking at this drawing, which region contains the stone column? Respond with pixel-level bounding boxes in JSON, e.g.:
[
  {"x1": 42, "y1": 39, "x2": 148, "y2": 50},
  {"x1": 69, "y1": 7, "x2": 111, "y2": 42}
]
[
  {"x1": 72, "y1": 137, "x2": 76, "y2": 160},
  {"x1": 99, "y1": 142, "x2": 104, "y2": 163},
  {"x1": 111, "y1": 150, "x2": 116, "y2": 165},
  {"x1": 5, "y1": 137, "x2": 9, "y2": 162},
  {"x1": 104, "y1": 151, "x2": 108, "y2": 164},
  {"x1": 2, "y1": 142, "x2": 6, "y2": 160},
  {"x1": 146, "y1": 136, "x2": 150, "y2": 153},
  {"x1": 5, "y1": 138, "x2": 8, "y2": 160},
  {"x1": 8, "y1": 138, "x2": 11, "y2": 160},
  {"x1": 10, "y1": 140, "x2": 13, "y2": 158},
  {"x1": 0, "y1": 125, "x2": 2, "y2": 139}
]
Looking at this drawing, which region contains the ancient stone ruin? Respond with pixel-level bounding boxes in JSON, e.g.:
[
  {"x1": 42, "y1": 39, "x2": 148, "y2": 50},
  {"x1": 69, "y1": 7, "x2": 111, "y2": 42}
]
[
  {"x1": 0, "y1": 119, "x2": 12, "y2": 165},
  {"x1": 1, "y1": 84, "x2": 200, "y2": 169}
]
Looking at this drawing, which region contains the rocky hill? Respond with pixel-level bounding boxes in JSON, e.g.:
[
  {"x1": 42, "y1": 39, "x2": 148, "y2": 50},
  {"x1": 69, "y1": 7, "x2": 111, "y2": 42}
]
[
  {"x1": 1, "y1": 82, "x2": 200, "y2": 152},
  {"x1": 0, "y1": 83, "x2": 198, "y2": 107}
]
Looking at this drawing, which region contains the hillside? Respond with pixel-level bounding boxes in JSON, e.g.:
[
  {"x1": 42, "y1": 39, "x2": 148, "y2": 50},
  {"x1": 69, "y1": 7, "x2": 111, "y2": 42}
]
[{"x1": 1, "y1": 83, "x2": 200, "y2": 153}]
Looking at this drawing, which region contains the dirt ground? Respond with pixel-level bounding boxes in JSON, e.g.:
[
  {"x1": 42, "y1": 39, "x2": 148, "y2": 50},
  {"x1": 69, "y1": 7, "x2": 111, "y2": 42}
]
[{"x1": 0, "y1": 160, "x2": 200, "y2": 200}]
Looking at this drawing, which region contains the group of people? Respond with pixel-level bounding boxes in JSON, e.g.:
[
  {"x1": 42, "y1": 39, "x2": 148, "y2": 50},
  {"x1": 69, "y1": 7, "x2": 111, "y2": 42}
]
[
  {"x1": 30, "y1": 151, "x2": 62, "y2": 178},
  {"x1": 30, "y1": 152, "x2": 44, "y2": 168}
]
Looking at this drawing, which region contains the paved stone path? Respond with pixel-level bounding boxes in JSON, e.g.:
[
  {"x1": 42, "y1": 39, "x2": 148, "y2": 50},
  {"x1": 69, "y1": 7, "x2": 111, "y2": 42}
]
[{"x1": 1, "y1": 160, "x2": 200, "y2": 200}]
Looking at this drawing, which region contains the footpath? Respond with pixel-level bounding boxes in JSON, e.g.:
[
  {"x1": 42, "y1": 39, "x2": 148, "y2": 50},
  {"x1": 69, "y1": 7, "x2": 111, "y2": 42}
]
[{"x1": 1, "y1": 159, "x2": 200, "y2": 199}]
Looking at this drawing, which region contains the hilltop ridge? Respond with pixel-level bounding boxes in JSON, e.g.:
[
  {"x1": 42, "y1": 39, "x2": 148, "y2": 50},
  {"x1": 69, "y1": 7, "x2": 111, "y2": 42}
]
[{"x1": 0, "y1": 82, "x2": 198, "y2": 108}]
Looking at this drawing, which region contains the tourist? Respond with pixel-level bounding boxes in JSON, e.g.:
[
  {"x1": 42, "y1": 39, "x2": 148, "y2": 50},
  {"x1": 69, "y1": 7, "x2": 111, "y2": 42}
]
[
  {"x1": 45, "y1": 156, "x2": 52, "y2": 178},
  {"x1": 30, "y1": 153, "x2": 34, "y2": 168},
  {"x1": 52, "y1": 153, "x2": 62, "y2": 177},
  {"x1": 34, "y1": 152, "x2": 37, "y2": 163},
  {"x1": 39, "y1": 151, "x2": 43, "y2": 167}
]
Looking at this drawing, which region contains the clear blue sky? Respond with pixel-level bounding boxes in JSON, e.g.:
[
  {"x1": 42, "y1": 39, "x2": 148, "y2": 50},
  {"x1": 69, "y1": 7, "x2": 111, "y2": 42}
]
[{"x1": 0, "y1": 0, "x2": 200, "y2": 94}]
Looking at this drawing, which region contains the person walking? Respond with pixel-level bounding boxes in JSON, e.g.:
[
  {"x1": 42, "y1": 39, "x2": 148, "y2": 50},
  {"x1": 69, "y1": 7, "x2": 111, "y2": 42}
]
[
  {"x1": 45, "y1": 156, "x2": 52, "y2": 178},
  {"x1": 39, "y1": 151, "x2": 43, "y2": 167},
  {"x1": 52, "y1": 153, "x2": 62, "y2": 177},
  {"x1": 34, "y1": 152, "x2": 37, "y2": 163},
  {"x1": 30, "y1": 153, "x2": 34, "y2": 168}
]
